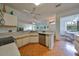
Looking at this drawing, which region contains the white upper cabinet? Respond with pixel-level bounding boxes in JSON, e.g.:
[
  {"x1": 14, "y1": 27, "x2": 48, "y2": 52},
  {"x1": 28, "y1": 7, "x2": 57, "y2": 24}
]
[{"x1": 3, "y1": 13, "x2": 17, "y2": 26}]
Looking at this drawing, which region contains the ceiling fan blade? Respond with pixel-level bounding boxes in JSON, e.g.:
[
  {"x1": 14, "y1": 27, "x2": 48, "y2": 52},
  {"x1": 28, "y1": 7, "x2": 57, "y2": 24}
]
[
  {"x1": 56, "y1": 3, "x2": 61, "y2": 7},
  {"x1": 24, "y1": 7, "x2": 40, "y2": 20},
  {"x1": 24, "y1": 9, "x2": 31, "y2": 14},
  {"x1": 30, "y1": 7, "x2": 36, "y2": 14}
]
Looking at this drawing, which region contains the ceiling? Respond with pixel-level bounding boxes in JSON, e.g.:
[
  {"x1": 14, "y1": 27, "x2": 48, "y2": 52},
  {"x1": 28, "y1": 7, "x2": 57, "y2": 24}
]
[{"x1": 6, "y1": 3, "x2": 79, "y2": 24}]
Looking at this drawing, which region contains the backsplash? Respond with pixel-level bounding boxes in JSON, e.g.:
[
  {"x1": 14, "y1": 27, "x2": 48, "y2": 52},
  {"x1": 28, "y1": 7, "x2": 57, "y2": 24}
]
[{"x1": 0, "y1": 27, "x2": 17, "y2": 33}]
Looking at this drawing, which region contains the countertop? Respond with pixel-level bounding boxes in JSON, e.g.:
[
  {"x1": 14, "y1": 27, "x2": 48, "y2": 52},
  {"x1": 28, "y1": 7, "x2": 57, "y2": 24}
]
[
  {"x1": 0, "y1": 31, "x2": 38, "y2": 38},
  {"x1": 0, "y1": 42, "x2": 20, "y2": 56},
  {"x1": 38, "y1": 32, "x2": 54, "y2": 35},
  {"x1": 0, "y1": 31, "x2": 54, "y2": 39}
]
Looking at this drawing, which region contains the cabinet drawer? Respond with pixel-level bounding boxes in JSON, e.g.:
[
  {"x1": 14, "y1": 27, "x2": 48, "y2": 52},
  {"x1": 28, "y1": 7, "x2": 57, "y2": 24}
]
[{"x1": 3, "y1": 13, "x2": 17, "y2": 26}]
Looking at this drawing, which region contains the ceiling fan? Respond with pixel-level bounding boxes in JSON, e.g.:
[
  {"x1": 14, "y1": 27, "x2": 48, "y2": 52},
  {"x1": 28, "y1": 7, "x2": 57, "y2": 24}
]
[
  {"x1": 55, "y1": 3, "x2": 62, "y2": 8},
  {"x1": 24, "y1": 7, "x2": 41, "y2": 20}
]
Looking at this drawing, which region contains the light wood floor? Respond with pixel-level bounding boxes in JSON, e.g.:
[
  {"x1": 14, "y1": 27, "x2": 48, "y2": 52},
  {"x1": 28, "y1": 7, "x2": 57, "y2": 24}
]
[{"x1": 19, "y1": 40, "x2": 77, "y2": 56}]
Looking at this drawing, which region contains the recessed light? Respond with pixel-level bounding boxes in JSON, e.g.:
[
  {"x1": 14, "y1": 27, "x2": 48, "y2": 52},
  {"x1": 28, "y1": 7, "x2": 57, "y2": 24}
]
[{"x1": 34, "y1": 3, "x2": 40, "y2": 6}]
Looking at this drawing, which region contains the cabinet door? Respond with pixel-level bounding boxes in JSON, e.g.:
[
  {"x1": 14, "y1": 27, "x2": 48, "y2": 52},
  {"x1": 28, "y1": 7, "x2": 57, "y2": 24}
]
[
  {"x1": 46, "y1": 35, "x2": 50, "y2": 47},
  {"x1": 22, "y1": 38, "x2": 29, "y2": 46},
  {"x1": 3, "y1": 13, "x2": 17, "y2": 26},
  {"x1": 16, "y1": 39, "x2": 23, "y2": 48},
  {"x1": 30, "y1": 37, "x2": 38, "y2": 43}
]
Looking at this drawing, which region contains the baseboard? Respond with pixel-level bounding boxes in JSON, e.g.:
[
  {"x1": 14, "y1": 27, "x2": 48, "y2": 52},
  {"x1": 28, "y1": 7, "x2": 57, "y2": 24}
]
[
  {"x1": 55, "y1": 39, "x2": 60, "y2": 41},
  {"x1": 39, "y1": 43, "x2": 49, "y2": 48}
]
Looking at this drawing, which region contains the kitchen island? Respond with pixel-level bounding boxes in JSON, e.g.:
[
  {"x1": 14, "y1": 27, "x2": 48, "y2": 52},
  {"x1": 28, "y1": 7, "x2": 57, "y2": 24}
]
[{"x1": 0, "y1": 31, "x2": 54, "y2": 49}]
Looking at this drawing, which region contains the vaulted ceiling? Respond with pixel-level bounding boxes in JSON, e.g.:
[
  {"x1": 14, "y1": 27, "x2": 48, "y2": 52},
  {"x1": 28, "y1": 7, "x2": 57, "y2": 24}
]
[{"x1": 6, "y1": 3, "x2": 79, "y2": 24}]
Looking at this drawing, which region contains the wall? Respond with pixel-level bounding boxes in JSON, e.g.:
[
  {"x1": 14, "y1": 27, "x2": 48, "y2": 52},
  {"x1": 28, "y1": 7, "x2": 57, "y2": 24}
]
[
  {"x1": 55, "y1": 15, "x2": 60, "y2": 40},
  {"x1": 0, "y1": 27, "x2": 17, "y2": 33},
  {"x1": 0, "y1": 4, "x2": 17, "y2": 33},
  {"x1": 0, "y1": 4, "x2": 31, "y2": 33}
]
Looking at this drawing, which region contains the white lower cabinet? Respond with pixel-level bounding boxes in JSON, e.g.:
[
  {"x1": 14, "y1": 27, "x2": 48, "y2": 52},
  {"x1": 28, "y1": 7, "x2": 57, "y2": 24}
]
[
  {"x1": 16, "y1": 39, "x2": 23, "y2": 48},
  {"x1": 30, "y1": 37, "x2": 39, "y2": 43},
  {"x1": 16, "y1": 38, "x2": 29, "y2": 48},
  {"x1": 16, "y1": 36, "x2": 39, "y2": 48},
  {"x1": 46, "y1": 35, "x2": 50, "y2": 47},
  {"x1": 16, "y1": 36, "x2": 50, "y2": 48},
  {"x1": 22, "y1": 38, "x2": 29, "y2": 46}
]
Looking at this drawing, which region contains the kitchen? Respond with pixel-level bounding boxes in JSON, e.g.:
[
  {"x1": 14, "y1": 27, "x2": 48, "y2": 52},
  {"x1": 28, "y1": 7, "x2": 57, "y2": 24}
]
[
  {"x1": 0, "y1": 3, "x2": 55, "y2": 56},
  {"x1": 0, "y1": 3, "x2": 79, "y2": 56}
]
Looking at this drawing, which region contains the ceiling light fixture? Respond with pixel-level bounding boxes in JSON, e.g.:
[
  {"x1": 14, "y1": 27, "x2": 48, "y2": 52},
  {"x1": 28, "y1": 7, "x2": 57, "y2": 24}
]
[
  {"x1": 56, "y1": 3, "x2": 61, "y2": 7},
  {"x1": 34, "y1": 3, "x2": 40, "y2": 6}
]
